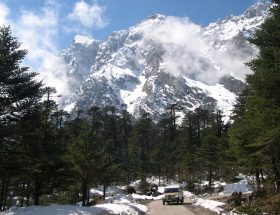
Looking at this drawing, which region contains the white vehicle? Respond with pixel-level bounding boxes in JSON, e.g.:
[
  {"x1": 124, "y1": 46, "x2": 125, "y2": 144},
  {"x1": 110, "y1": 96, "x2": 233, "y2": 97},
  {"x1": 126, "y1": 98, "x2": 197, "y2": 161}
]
[{"x1": 162, "y1": 185, "x2": 184, "y2": 205}]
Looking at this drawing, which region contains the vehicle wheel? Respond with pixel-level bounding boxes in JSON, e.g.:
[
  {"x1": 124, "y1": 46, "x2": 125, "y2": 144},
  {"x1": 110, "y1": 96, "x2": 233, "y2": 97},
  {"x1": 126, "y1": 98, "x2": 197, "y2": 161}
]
[{"x1": 163, "y1": 201, "x2": 165, "y2": 205}]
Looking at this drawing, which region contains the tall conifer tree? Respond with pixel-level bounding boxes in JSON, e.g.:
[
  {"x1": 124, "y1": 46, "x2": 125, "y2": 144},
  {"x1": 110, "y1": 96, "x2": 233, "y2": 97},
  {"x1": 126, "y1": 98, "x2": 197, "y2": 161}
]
[
  {"x1": 0, "y1": 26, "x2": 43, "y2": 209},
  {"x1": 231, "y1": 0, "x2": 280, "y2": 193}
]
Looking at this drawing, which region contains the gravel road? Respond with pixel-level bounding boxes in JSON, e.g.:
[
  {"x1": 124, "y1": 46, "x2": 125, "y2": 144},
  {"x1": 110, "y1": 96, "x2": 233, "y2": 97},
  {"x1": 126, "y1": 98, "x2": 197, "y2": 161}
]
[{"x1": 147, "y1": 199, "x2": 218, "y2": 215}]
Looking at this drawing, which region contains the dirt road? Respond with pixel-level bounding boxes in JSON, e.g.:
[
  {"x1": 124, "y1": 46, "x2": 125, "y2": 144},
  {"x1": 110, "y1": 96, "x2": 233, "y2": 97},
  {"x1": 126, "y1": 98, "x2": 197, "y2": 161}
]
[
  {"x1": 147, "y1": 199, "x2": 218, "y2": 215},
  {"x1": 147, "y1": 200, "x2": 196, "y2": 215}
]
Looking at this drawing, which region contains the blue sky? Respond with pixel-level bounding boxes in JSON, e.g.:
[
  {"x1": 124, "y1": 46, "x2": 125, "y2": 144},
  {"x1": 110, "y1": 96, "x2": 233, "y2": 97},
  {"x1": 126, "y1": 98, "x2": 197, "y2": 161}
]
[{"x1": 1, "y1": 0, "x2": 258, "y2": 48}]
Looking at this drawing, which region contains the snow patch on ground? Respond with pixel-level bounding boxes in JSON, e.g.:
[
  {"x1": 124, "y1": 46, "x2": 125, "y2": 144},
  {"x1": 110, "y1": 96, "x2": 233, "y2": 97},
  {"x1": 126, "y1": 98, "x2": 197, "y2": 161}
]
[
  {"x1": 183, "y1": 191, "x2": 195, "y2": 198},
  {"x1": 0, "y1": 203, "x2": 147, "y2": 215},
  {"x1": 1, "y1": 175, "x2": 254, "y2": 215},
  {"x1": 198, "y1": 180, "x2": 227, "y2": 188},
  {"x1": 96, "y1": 203, "x2": 147, "y2": 214},
  {"x1": 0, "y1": 205, "x2": 105, "y2": 215},
  {"x1": 90, "y1": 186, "x2": 124, "y2": 197},
  {"x1": 194, "y1": 198, "x2": 225, "y2": 214},
  {"x1": 104, "y1": 194, "x2": 133, "y2": 204},
  {"x1": 1, "y1": 186, "x2": 148, "y2": 215},
  {"x1": 219, "y1": 179, "x2": 252, "y2": 195},
  {"x1": 196, "y1": 175, "x2": 253, "y2": 196},
  {"x1": 132, "y1": 193, "x2": 163, "y2": 200}
]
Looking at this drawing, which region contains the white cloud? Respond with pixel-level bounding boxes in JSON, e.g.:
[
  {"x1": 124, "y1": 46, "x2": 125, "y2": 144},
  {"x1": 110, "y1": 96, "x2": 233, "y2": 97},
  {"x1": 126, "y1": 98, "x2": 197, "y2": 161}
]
[
  {"x1": 0, "y1": 0, "x2": 108, "y2": 103},
  {"x1": 0, "y1": 2, "x2": 10, "y2": 25},
  {"x1": 138, "y1": 16, "x2": 254, "y2": 84},
  {"x1": 1, "y1": 0, "x2": 71, "y2": 100},
  {"x1": 68, "y1": 0, "x2": 108, "y2": 29}
]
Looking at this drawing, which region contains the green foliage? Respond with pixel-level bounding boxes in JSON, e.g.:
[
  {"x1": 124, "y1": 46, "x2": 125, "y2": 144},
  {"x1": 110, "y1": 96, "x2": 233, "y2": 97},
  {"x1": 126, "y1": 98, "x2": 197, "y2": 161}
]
[
  {"x1": 0, "y1": 26, "x2": 43, "y2": 123},
  {"x1": 230, "y1": 1, "x2": 280, "y2": 195},
  {"x1": 0, "y1": 25, "x2": 44, "y2": 210}
]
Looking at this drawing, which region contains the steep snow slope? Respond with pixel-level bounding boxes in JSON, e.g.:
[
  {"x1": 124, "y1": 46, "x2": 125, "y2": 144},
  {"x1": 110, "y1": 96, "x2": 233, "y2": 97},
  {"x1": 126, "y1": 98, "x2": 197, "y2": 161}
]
[{"x1": 60, "y1": 1, "x2": 271, "y2": 120}]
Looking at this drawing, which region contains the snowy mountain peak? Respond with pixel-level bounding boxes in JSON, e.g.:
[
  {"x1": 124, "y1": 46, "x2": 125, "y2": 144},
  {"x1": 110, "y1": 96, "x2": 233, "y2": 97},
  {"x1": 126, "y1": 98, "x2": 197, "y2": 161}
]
[
  {"x1": 145, "y1": 13, "x2": 166, "y2": 21},
  {"x1": 137, "y1": 13, "x2": 167, "y2": 27},
  {"x1": 204, "y1": 0, "x2": 271, "y2": 43},
  {"x1": 244, "y1": 0, "x2": 271, "y2": 19}
]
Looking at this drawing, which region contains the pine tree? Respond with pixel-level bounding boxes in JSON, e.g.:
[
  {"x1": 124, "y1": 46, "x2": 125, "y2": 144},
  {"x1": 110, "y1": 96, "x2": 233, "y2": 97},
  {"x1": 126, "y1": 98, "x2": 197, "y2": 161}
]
[
  {"x1": 67, "y1": 117, "x2": 104, "y2": 206},
  {"x1": 130, "y1": 111, "x2": 156, "y2": 190},
  {"x1": 118, "y1": 105, "x2": 133, "y2": 184},
  {"x1": 0, "y1": 26, "x2": 43, "y2": 210},
  {"x1": 17, "y1": 91, "x2": 69, "y2": 206},
  {"x1": 0, "y1": 26, "x2": 42, "y2": 123},
  {"x1": 230, "y1": 0, "x2": 280, "y2": 193}
]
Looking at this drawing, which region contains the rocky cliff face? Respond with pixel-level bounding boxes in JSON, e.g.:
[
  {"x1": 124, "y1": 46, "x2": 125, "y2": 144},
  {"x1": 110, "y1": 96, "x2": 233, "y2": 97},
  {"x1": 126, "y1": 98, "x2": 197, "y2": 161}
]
[{"x1": 60, "y1": 1, "x2": 271, "y2": 120}]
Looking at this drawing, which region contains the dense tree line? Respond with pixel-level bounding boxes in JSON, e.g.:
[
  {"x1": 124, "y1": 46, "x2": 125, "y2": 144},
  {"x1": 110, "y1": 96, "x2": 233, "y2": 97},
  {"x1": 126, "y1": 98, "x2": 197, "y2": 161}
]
[{"x1": 229, "y1": 0, "x2": 280, "y2": 213}]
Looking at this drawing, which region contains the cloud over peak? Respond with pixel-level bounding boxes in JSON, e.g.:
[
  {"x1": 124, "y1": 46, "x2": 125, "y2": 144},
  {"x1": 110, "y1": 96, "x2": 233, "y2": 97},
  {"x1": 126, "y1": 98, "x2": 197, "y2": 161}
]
[
  {"x1": 68, "y1": 0, "x2": 108, "y2": 29},
  {"x1": 138, "y1": 16, "x2": 255, "y2": 84}
]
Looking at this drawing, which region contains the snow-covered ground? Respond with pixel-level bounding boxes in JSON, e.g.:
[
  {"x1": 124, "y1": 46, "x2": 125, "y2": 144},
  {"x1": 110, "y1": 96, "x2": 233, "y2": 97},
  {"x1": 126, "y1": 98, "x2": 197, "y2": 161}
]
[
  {"x1": 219, "y1": 175, "x2": 253, "y2": 195},
  {"x1": 129, "y1": 175, "x2": 252, "y2": 214},
  {"x1": 0, "y1": 175, "x2": 253, "y2": 215},
  {"x1": 0, "y1": 205, "x2": 104, "y2": 215},
  {"x1": 196, "y1": 174, "x2": 253, "y2": 196},
  {"x1": 96, "y1": 203, "x2": 147, "y2": 214},
  {"x1": 220, "y1": 179, "x2": 252, "y2": 195},
  {"x1": 132, "y1": 193, "x2": 163, "y2": 200},
  {"x1": 0, "y1": 194, "x2": 147, "y2": 215},
  {"x1": 192, "y1": 175, "x2": 253, "y2": 214},
  {"x1": 194, "y1": 198, "x2": 225, "y2": 214},
  {"x1": 0, "y1": 204, "x2": 147, "y2": 215},
  {"x1": 197, "y1": 179, "x2": 227, "y2": 189},
  {"x1": 182, "y1": 190, "x2": 226, "y2": 214},
  {"x1": 90, "y1": 185, "x2": 124, "y2": 197},
  {"x1": 1, "y1": 186, "x2": 147, "y2": 215}
]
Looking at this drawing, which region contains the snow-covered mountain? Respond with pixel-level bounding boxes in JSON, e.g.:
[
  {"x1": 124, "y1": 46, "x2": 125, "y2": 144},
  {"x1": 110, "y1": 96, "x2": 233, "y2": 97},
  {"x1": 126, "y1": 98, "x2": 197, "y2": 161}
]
[{"x1": 61, "y1": 0, "x2": 271, "y2": 120}]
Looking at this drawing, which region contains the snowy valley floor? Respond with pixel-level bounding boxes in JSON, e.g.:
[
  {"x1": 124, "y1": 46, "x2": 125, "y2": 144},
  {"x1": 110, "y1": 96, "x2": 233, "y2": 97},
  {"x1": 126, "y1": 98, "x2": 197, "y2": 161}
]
[{"x1": 0, "y1": 175, "x2": 253, "y2": 215}]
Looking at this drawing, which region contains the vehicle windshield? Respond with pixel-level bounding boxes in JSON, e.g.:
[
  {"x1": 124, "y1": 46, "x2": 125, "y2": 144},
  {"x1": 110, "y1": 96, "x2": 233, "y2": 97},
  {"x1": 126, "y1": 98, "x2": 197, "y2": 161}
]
[{"x1": 164, "y1": 188, "x2": 179, "y2": 193}]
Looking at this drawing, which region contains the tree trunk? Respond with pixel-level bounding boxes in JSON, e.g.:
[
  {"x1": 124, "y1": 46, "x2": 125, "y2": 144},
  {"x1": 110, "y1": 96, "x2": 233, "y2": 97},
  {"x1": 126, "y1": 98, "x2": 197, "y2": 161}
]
[
  {"x1": 20, "y1": 183, "x2": 25, "y2": 207},
  {"x1": 103, "y1": 178, "x2": 107, "y2": 200},
  {"x1": 0, "y1": 175, "x2": 9, "y2": 211},
  {"x1": 208, "y1": 167, "x2": 213, "y2": 195},
  {"x1": 158, "y1": 171, "x2": 161, "y2": 187},
  {"x1": 3, "y1": 178, "x2": 9, "y2": 211},
  {"x1": 82, "y1": 178, "x2": 88, "y2": 206},
  {"x1": 26, "y1": 182, "x2": 31, "y2": 206},
  {"x1": 0, "y1": 176, "x2": 5, "y2": 211},
  {"x1": 87, "y1": 188, "x2": 90, "y2": 206},
  {"x1": 260, "y1": 169, "x2": 265, "y2": 181},
  {"x1": 34, "y1": 177, "x2": 41, "y2": 206},
  {"x1": 126, "y1": 172, "x2": 130, "y2": 186},
  {"x1": 272, "y1": 157, "x2": 280, "y2": 193},
  {"x1": 255, "y1": 168, "x2": 261, "y2": 193}
]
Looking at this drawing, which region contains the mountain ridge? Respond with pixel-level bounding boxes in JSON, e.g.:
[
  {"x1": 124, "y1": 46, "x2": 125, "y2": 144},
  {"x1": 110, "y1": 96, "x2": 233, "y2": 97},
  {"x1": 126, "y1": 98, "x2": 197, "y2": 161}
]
[{"x1": 61, "y1": 0, "x2": 271, "y2": 121}]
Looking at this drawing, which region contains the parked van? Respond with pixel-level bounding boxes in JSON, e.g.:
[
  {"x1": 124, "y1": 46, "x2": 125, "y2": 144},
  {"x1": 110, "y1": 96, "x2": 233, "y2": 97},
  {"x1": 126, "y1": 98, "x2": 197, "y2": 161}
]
[{"x1": 162, "y1": 185, "x2": 184, "y2": 205}]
